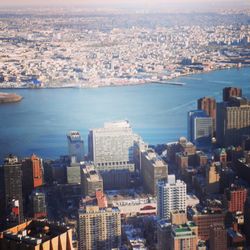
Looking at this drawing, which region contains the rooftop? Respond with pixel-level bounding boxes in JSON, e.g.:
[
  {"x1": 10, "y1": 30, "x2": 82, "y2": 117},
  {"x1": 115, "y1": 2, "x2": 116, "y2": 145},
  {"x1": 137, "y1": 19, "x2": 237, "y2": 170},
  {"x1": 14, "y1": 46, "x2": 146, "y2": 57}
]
[
  {"x1": 0, "y1": 220, "x2": 70, "y2": 246},
  {"x1": 82, "y1": 164, "x2": 102, "y2": 182}
]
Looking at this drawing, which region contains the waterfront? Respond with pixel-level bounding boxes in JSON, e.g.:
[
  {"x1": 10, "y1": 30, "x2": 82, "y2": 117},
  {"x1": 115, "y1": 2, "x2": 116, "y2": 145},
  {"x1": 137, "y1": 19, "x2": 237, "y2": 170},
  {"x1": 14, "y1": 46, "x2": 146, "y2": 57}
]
[{"x1": 0, "y1": 67, "x2": 249, "y2": 160}]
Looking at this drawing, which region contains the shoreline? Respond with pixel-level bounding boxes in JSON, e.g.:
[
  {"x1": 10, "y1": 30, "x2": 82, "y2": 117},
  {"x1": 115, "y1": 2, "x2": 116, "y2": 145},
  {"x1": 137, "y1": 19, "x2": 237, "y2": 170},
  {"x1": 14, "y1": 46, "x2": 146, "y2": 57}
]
[{"x1": 0, "y1": 64, "x2": 249, "y2": 90}]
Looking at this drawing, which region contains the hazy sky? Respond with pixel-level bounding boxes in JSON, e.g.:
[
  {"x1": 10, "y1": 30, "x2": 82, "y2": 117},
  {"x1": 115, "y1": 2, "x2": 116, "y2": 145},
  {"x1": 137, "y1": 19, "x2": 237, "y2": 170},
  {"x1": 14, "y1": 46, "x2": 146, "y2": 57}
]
[{"x1": 0, "y1": 0, "x2": 248, "y2": 6}]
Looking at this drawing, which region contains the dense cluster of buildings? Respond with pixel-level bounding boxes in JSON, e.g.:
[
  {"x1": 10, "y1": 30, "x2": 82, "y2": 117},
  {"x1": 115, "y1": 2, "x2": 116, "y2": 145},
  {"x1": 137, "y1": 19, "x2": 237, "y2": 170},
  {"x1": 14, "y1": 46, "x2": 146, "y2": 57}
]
[
  {"x1": 1, "y1": 86, "x2": 250, "y2": 249},
  {"x1": 0, "y1": 11, "x2": 249, "y2": 88}
]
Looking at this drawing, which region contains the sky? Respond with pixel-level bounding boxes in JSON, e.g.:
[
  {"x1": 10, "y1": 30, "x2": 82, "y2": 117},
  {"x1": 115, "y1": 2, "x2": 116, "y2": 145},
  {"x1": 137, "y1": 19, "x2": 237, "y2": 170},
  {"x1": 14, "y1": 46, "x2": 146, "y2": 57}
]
[
  {"x1": 0, "y1": 0, "x2": 248, "y2": 7},
  {"x1": 0, "y1": 0, "x2": 248, "y2": 12}
]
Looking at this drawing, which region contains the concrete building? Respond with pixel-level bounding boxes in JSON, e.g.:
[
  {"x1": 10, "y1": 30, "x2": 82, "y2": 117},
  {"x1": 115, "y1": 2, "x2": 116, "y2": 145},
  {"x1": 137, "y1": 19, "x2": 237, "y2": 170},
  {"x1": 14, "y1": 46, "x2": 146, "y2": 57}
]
[
  {"x1": 216, "y1": 95, "x2": 250, "y2": 147},
  {"x1": 88, "y1": 121, "x2": 139, "y2": 171},
  {"x1": 78, "y1": 190, "x2": 121, "y2": 250},
  {"x1": 67, "y1": 131, "x2": 84, "y2": 162},
  {"x1": 88, "y1": 121, "x2": 143, "y2": 189},
  {"x1": 157, "y1": 175, "x2": 186, "y2": 220},
  {"x1": 3, "y1": 155, "x2": 24, "y2": 224},
  {"x1": 187, "y1": 110, "x2": 213, "y2": 149},
  {"x1": 80, "y1": 163, "x2": 103, "y2": 197},
  {"x1": 0, "y1": 220, "x2": 73, "y2": 250},
  {"x1": 67, "y1": 159, "x2": 83, "y2": 184},
  {"x1": 141, "y1": 148, "x2": 168, "y2": 196}
]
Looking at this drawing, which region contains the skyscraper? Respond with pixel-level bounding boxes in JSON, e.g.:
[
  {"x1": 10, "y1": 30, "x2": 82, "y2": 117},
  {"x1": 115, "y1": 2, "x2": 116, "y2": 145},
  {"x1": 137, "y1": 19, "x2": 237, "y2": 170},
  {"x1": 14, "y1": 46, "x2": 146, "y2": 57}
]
[
  {"x1": 88, "y1": 121, "x2": 142, "y2": 189},
  {"x1": 3, "y1": 155, "x2": 23, "y2": 223},
  {"x1": 67, "y1": 131, "x2": 84, "y2": 162},
  {"x1": 157, "y1": 175, "x2": 186, "y2": 220},
  {"x1": 216, "y1": 94, "x2": 250, "y2": 147},
  {"x1": 187, "y1": 110, "x2": 213, "y2": 149},
  {"x1": 197, "y1": 97, "x2": 216, "y2": 134},
  {"x1": 22, "y1": 154, "x2": 43, "y2": 204},
  {"x1": 88, "y1": 120, "x2": 139, "y2": 171},
  {"x1": 78, "y1": 190, "x2": 121, "y2": 250}
]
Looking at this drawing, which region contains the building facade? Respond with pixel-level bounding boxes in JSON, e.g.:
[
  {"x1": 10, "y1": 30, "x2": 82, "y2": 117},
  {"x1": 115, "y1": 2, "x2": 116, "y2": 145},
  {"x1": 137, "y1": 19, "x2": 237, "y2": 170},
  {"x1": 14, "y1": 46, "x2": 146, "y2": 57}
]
[
  {"x1": 209, "y1": 224, "x2": 227, "y2": 250},
  {"x1": 81, "y1": 163, "x2": 103, "y2": 197},
  {"x1": 3, "y1": 155, "x2": 24, "y2": 223},
  {"x1": 225, "y1": 186, "x2": 247, "y2": 213},
  {"x1": 78, "y1": 191, "x2": 121, "y2": 250},
  {"x1": 30, "y1": 190, "x2": 47, "y2": 219},
  {"x1": 216, "y1": 95, "x2": 250, "y2": 147},
  {"x1": 171, "y1": 222, "x2": 198, "y2": 250},
  {"x1": 223, "y1": 87, "x2": 242, "y2": 102},
  {"x1": 206, "y1": 162, "x2": 221, "y2": 194},
  {"x1": 141, "y1": 148, "x2": 168, "y2": 196},
  {"x1": 157, "y1": 175, "x2": 186, "y2": 220},
  {"x1": 187, "y1": 110, "x2": 213, "y2": 149},
  {"x1": 88, "y1": 121, "x2": 143, "y2": 189},
  {"x1": 67, "y1": 131, "x2": 84, "y2": 162},
  {"x1": 197, "y1": 97, "x2": 216, "y2": 135}
]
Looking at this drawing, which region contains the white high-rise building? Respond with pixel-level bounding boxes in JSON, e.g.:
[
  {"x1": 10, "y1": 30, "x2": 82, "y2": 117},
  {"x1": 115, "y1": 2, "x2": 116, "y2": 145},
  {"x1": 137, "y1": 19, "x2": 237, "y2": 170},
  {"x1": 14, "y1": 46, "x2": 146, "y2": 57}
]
[
  {"x1": 88, "y1": 120, "x2": 141, "y2": 172},
  {"x1": 157, "y1": 175, "x2": 187, "y2": 220},
  {"x1": 67, "y1": 131, "x2": 84, "y2": 162}
]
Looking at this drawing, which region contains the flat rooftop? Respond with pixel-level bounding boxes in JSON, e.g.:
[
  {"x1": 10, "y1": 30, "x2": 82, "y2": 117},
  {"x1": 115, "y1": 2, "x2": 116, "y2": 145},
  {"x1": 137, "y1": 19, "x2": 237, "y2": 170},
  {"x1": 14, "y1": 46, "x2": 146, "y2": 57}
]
[{"x1": 1, "y1": 220, "x2": 70, "y2": 246}]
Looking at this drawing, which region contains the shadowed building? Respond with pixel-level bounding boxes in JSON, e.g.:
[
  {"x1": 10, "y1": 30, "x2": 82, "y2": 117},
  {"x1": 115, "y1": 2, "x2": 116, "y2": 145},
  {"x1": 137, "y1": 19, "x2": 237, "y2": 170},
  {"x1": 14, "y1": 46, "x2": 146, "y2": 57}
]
[
  {"x1": 187, "y1": 110, "x2": 213, "y2": 149},
  {"x1": 217, "y1": 90, "x2": 250, "y2": 147},
  {"x1": 209, "y1": 224, "x2": 227, "y2": 250},
  {"x1": 223, "y1": 87, "x2": 242, "y2": 102},
  {"x1": 198, "y1": 97, "x2": 216, "y2": 135},
  {"x1": 22, "y1": 154, "x2": 44, "y2": 210},
  {"x1": 67, "y1": 131, "x2": 84, "y2": 163},
  {"x1": 30, "y1": 190, "x2": 47, "y2": 219},
  {"x1": 3, "y1": 155, "x2": 24, "y2": 224},
  {"x1": 0, "y1": 220, "x2": 73, "y2": 250}
]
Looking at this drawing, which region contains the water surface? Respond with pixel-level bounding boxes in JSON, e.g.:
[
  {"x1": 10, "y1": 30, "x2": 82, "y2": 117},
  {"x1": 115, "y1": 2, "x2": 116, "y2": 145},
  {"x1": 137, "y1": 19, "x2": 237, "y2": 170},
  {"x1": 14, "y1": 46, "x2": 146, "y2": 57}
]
[{"x1": 0, "y1": 67, "x2": 249, "y2": 160}]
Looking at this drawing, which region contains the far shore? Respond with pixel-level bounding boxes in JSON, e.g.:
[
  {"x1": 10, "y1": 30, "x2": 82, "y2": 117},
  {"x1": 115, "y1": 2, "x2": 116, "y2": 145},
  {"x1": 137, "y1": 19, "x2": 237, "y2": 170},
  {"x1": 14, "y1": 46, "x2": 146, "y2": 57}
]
[{"x1": 0, "y1": 64, "x2": 249, "y2": 90}]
